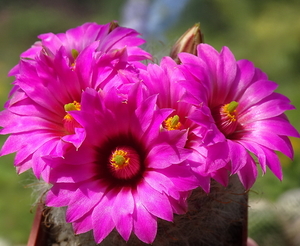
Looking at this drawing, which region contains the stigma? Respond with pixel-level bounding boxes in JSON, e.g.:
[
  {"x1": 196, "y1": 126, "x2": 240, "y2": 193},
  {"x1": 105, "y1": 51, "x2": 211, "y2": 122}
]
[
  {"x1": 110, "y1": 149, "x2": 130, "y2": 169},
  {"x1": 212, "y1": 101, "x2": 239, "y2": 137},
  {"x1": 223, "y1": 101, "x2": 238, "y2": 122},
  {"x1": 70, "y1": 49, "x2": 79, "y2": 69},
  {"x1": 109, "y1": 147, "x2": 140, "y2": 180},
  {"x1": 63, "y1": 101, "x2": 81, "y2": 133},
  {"x1": 163, "y1": 115, "x2": 182, "y2": 130}
]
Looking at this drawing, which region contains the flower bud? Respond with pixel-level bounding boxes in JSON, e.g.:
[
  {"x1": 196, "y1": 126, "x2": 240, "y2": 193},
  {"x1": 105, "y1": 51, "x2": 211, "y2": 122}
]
[
  {"x1": 109, "y1": 20, "x2": 119, "y2": 32},
  {"x1": 170, "y1": 23, "x2": 203, "y2": 64}
]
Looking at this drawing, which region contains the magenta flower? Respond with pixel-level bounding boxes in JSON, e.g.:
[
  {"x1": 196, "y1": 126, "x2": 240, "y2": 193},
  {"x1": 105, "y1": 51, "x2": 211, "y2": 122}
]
[
  {"x1": 179, "y1": 44, "x2": 300, "y2": 189},
  {"x1": 45, "y1": 84, "x2": 197, "y2": 244},
  {"x1": 0, "y1": 22, "x2": 151, "y2": 179},
  {"x1": 140, "y1": 56, "x2": 212, "y2": 192},
  {"x1": 9, "y1": 22, "x2": 151, "y2": 76}
]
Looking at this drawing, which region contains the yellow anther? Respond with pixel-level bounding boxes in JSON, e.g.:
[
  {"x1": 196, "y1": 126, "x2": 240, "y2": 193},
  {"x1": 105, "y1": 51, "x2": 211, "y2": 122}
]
[
  {"x1": 110, "y1": 149, "x2": 130, "y2": 169},
  {"x1": 164, "y1": 115, "x2": 182, "y2": 130},
  {"x1": 222, "y1": 101, "x2": 238, "y2": 122}
]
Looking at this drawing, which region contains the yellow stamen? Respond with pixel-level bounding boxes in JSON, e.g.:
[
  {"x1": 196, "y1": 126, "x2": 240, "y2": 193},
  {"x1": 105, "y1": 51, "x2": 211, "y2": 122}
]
[
  {"x1": 164, "y1": 115, "x2": 182, "y2": 130},
  {"x1": 63, "y1": 101, "x2": 81, "y2": 120},
  {"x1": 222, "y1": 101, "x2": 238, "y2": 122},
  {"x1": 110, "y1": 149, "x2": 130, "y2": 169}
]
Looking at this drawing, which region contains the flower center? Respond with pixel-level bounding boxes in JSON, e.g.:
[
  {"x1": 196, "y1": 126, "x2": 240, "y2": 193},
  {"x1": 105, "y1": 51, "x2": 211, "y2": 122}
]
[
  {"x1": 63, "y1": 101, "x2": 81, "y2": 133},
  {"x1": 70, "y1": 49, "x2": 79, "y2": 69},
  {"x1": 163, "y1": 115, "x2": 182, "y2": 130},
  {"x1": 109, "y1": 146, "x2": 141, "y2": 180},
  {"x1": 212, "y1": 101, "x2": 239, "y2": 137},
  {"x1": 71, "y1": 49, "x2": 79, "y2": 59},
  {"x1": 110, "y1": 149, "x2": 130, "y2": 168}
]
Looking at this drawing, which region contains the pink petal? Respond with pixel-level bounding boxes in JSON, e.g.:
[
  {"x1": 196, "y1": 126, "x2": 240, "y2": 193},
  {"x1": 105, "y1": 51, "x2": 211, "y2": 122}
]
[
  {"x1": 135, "y1": 94, "x2": 158, "y2": 132},
  {"x1": 240, "y1": 131, "x2": 293, "y2": 159},
  {"x1": 0, "y1": 134, "x2": 26, "y2": 156},
  {"x1": 237, "y1": 140, "x2": 267, "y2": 173},
  {"x1": 243, "y1": 116, "x2": 300, "y2": 138},
  {"x1": 147, "y1": 144, "x2": 190, "y2": 168},
  {"x1": 32, "y1": 139, "x2": 60, "y2": 178},
  {"x1": 168, "y1": 193, "x2": 189, "y2": 215},
  {"x1": 159, "y1": 165, "x2": 198, "y2": 191},
  {"x1": 143, "y1": 170, "x2": 179, "y2": 199},
  {"x1": 15, "y1": 157, "x2": 32, "y2": 174},
  {"x1": 46, "y1": 183, "x2": 78, "y2": 207},
  {"x1": 240, "y1": 140, "x2": 283, "y2": 180},
  {"x1": 211, "y1": 168, "x2": 229, "y2": 187},
  {"x1": 49, "y1": 163, "x2": 97, "y2": 183},
  {"x1": 238, "y1": 80, "x2": 278, "y2": 111},
  {"x1": 112, "y1": 187, "x2": 134, "y2": 241},
  {"x1": 206, "y1": 141, "x2": 229, "y2": 173},
  {"x1": 233, "y1": 60, "x2": 256, "y2": 99},
  {"x1": 58, "y1": 144, "x2": 97, "y2": 165},
  {"x1": 237, "y1": 154, "x2": 258, "y2": 189},
  {"x1": 73, "y1": 210, "x2": 93, "y2": 234},
  {"x1": 142, "y1": 108, "x2": 174, "y2": 144},
  {"x1": 228, "y1": 140, "x2": 248, "y2": 174},
  {"x1": 132, "y1": 191, "x2": 157, "y2": 244},
  {"x1": 101, "y1": 27, "x2": 144, "y2": 51},
  {"x1": 196, "y1": 44, "x2": 219, "y2": 73},
  {"x1": 137, "y1": 181, "x2": 173, "y2": 222},
  {"x1": 127, "y1": 46, "x2": 152, "y2": 61},
  {"x1": 61, "y1": 127, "x2": 86, "y2": 149},
  {"x1": 92, "y1": 190, "x2": 116, "y2": 244},
  {"x1": 66, "y1": 180, "x2": 105, "y2": 222},
  {"x1": 215, "y1": 46, "x2": 238, "y2": 104},
  {"x1": 239, "y1": 93, "x2": 295, "y2": 122},
  {"x1": 193, "y1": 172, "x2": 211, "y2": 193},
  {"x1": 263, "y1": 148, "x2": 283, "y2": 180}
]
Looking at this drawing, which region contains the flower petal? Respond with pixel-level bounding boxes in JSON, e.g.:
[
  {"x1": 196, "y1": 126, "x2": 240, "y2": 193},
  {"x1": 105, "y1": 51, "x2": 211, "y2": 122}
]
[
  {"x1": 72, "y1": 210, "x2": 94, "y2": 234},
  {"x1": 92, "y1": 190, "x2": 115, "y2": 244},
  {"x1": 132, "y1": 190, "x2": 157, "y2": 244},
  {"x1": 228, "y1": 140, "x2": 248, "y2": 174},
  {"x1": 46, "y1": 183, "x2": 78, "y2": 207},
  {"x1": 66, "y1": 180, "x2": 105, "y2": 222},
  {"x1": 237, "y1": 154, "x2": 258, "y2": 190},
  {"x1": 137, "y1": 181, "x2": 173, "y2": 222},
  {"x1": 112, "y1": 187, "x2": 134, "y2": 241}
]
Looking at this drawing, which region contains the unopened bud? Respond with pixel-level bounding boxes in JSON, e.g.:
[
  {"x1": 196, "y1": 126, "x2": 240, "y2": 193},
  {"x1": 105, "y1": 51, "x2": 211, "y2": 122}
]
[
  {"x1": 109, "y1": 21, "x2": 119, "y2": 33},
  {"x1": 170, "y1": 23, "x2": 203, "y2": 64}
]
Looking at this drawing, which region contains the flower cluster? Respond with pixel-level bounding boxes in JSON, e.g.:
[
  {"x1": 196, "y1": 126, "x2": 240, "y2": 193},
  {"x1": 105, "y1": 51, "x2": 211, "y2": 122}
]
[{"x1": 0, "y1": 22, "x2": 299, "y2": 244}]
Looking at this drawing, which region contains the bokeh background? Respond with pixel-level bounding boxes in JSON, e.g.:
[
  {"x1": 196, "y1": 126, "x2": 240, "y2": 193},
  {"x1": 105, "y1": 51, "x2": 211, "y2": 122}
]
[{"x1": 0, "y1": 0, "x2": 299, "y2": 245}]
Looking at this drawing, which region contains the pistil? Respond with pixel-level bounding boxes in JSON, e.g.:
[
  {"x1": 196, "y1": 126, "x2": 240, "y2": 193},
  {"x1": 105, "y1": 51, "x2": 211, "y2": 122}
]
[{"x1": 212, "y1": 101, "x2": 239, "y2": 136}]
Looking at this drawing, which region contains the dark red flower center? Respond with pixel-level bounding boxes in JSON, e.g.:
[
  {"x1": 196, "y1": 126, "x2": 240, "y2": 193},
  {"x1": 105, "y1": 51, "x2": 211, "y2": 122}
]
[
  {"x1": 109, "y1": 147, "x2": 141, "y2": 180},
  {"x1": 96, "y1": 134, "x2": 145, "y2": 186},
  {"x1": 212, "y1": 101, "x2": 239, "y2": 137}
]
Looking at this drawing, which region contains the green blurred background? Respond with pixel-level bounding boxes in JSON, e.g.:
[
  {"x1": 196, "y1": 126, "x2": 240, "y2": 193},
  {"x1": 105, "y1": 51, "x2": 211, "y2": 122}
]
[{"x1": 0, "y1": 0, "x2": 299, "y2": 245}]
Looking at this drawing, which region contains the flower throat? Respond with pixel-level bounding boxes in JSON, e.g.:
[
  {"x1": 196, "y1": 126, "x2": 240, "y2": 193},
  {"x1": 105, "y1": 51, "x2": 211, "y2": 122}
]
[{"x1": 212, "y1": 101, "x2": 239, "y2": 137}]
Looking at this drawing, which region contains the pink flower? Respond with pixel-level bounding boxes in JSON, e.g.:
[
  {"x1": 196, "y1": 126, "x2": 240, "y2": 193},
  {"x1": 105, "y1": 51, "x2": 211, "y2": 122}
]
[
  {"x1": 140, "y1": 56, "x2": 212, "y2": 192},
  {"x1": 9, "y1": 22, "x2": 151, "y2": 76},
  {"x1": 179, "y1": 44, "x2": 300, "y2": 189},
  {"x1": 0, "y1": 22, "x2": 151, "y2": 179},
  {"x1": 45, "y1": 84, "x2": 197, "y2": 244}
]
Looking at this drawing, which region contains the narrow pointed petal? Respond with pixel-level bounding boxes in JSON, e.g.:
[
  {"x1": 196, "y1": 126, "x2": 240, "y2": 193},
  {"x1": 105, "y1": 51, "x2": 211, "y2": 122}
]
[
  {"x1": 132, "y1": 192, "x2": 157, "y2": 244},
  {"x1": 137, "y1": 181, "x2": 173, "y2": 222},
  {"x1": 112, "y1": 187, "x2": 134, "y2": 241},
  {"x1": 237, "y1": 155, "x2": 258, "y2": 190},
  {"x1": 92, "y1": 192, "x2": 115, "y2": 244},
  {"x1": 73, "y1": 210, "x2": 94, "y2": 234}
]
